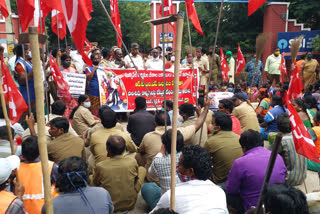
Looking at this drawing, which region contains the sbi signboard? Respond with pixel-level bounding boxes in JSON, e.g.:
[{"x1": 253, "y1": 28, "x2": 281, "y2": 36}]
[{"x1": 277, "y1": 31, "x2": 320, "y2": 59}]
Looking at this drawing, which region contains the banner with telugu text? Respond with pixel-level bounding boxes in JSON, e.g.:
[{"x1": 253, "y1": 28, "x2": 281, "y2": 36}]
[{"x1": 97, "y1": 68, "x2": 199, "y2": 111}]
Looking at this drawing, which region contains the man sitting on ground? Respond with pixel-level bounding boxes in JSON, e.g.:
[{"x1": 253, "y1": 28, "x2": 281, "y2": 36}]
[
  {"x1": 47, "y1": 117, "x2": 85, "y2": 163},
  {"x1": 151, "y1": 145, "x2": 228, "y2": 213},
  {"x1": 204, "y1": 112, "x2": 243, "y2": 185},
  {"x1": 226, "y1": 130, "x2": 287, "y2": 213},
  {"x1": 90, "y1": 108, "x2": 137, "y2": 164},
  {"x1": 93, "y1": 136, "x2": 146, "y2": 212}
]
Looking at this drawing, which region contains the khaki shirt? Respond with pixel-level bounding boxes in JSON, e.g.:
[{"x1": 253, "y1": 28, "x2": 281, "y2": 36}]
[
  {"x1": 93, "y1": 155, "x2": 146, "y2": 211},
  {"x1": 208, "y1": 54, "x2": 221, "y2": 72},
  {"x1": 99, "y1": 58, "x2": 110, "y2": 68},
  {"x1": 180, "y1": 116, "x2": 207, "y2": 147},
  {"x1": 90, "y1": 127, "x2": 137, "y2": 164},
  {"x1": 85, "y1": 123, "x2": 124, "y2": 146},
  {"x1": 22, "y1": 123, "x2": 52, "y2": 143},
  {"x1": 47, "y1": 113, "x2": 78, "y2": 136},
  {"x1": 204, "y1": 131, "x2": 243, "y2": 183},
  {"x1": 232, "y1": 102, "x2": 260, "y2": 133},
  {"x1": 72, "y1": 106, "x2": 98, "y2": 135},
  {"x1": 194, "y1": 57, "x2": 209, "y2": 73},
  {"x1": 47, "y1": 133, "x2": 85, "y2": 163}
]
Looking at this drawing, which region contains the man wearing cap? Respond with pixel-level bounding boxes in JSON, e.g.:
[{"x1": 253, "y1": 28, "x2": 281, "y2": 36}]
[
  {"x1": 232, "y1": 93, "x2": 260, "y2": 133},
  {"x1": 0, "y1": 155, "x2": 26, "y2": 214}
]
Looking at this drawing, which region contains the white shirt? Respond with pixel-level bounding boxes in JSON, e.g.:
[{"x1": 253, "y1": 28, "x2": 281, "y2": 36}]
[
  {"x1": 70, "y1": 50, "x2": 85, "y2": 73},
  {"x1": 0, "y1": 119, "x2": 24, "y2": 137},
  {"x1": 124, "y1": 54, "x2": 144, "y2": 70},
  {"x1": 151, "y1": 179, "x2": 228, "y2": 214},
  {"x1": 145, "y1": 57, "x2": 163, "y2": 70}
]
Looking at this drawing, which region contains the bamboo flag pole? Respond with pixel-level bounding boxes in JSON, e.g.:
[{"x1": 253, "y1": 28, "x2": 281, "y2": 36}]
[
  {"x1": 0, "y1": 60, "x2": 15, "y2": 155},
  {"x1": 170, "y1": 12, "x2": 184, "y2": 211},
  {"x1": 98, "y1": 0, "x2": 159, "y2": 110},
  {"x1": 56, "y1": 14, "x2": 60, "y2": 49},
  {"x1": 28, "y1": 26, "x2": 53, "y2": 214}
]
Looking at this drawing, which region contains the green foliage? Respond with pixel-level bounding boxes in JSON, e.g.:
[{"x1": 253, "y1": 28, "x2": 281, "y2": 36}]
[
  {"x1": 289, "y1": 0, "x2": 320, "y2": 29},
  {"x1": 312, "y1": 35, "x2": 320, "y2": 52}
]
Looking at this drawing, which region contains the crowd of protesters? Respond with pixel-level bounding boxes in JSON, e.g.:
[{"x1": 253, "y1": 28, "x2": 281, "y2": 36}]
[{"x1": 0, "y1": 42, "x2": 320, "y2": 214}]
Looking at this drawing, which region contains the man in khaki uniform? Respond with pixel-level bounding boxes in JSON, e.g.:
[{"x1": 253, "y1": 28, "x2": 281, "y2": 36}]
[
  {"x1": 93, "y1": 136, "x2": 146, "y2": 212},
  {"x1": 204, "y1": 113, "x2": 243, "y2": 184},
  {"x1": 194, "y1": 48, "x2": 209, "y2": 87},
  {"x1": 90, "y1": 109, "x2": 137, "y2": 164},
  {"x1": 47, "y1": 117, "x2": 85, "y2": 163},
  {"x1": 208, "y1": 47, "x2": 221, "y2": 84},
  {"x1": 232, "y1": 93, "x2": 260, "y2": 133},
  {"x1": 72, "y1": 105, "x2": 100, "y2": 136},
  {"x1": 179, "y1": 103, "x2": 208, "y2": 147}
]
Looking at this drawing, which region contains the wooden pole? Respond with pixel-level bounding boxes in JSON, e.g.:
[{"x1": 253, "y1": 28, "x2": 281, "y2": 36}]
[
  {"x1": 161, "y1": 0, "x2": 168, "y2": 131},
  {"x1": 255, "y1": 132, "x2": 283, "y2": 214},
  {"x1": 56, "y1": 14, "x2": 60, "y2": 49},
  {"x1": 0, "y1": 60, "x2": 15, "y2": 155},
  {"x1": 170, "y1": 13, "x2": 184, "y2": 211},
  {"x1": 28, "y1": 26, "x2": 53, "y2": 214}
]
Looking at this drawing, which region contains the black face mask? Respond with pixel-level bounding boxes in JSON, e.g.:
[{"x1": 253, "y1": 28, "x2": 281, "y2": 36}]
[
  {"x1": 92, "y1": 61, "x2": 100, "y2": 66},
  {"x1": 62, "y1": 61, "x2": 71, "y2": 68},
  {"x1": 209, "y1": 51, "x2": 213, "y2": 55}
]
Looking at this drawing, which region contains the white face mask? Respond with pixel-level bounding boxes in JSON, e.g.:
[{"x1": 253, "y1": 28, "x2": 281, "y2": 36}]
[
  {"x1": 171, "y1": 56, "x2": 175, "y2": 62},
  {"x1": 83, "y1": 102, "x2": 91, "y2": 109}
]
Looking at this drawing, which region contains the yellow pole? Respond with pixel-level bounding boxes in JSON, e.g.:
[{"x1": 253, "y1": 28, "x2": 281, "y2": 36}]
[{"x1": 28, "y1": 26, "x2": 53, "y2": 214}]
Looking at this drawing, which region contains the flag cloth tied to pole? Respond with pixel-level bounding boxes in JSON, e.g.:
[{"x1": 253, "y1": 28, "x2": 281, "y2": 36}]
[
  {"x1": 287, "y1": 62, "x2": 303, "y2": 101},
  {"x1": 279, "y1": 55, "x2": 287, "y2": 84},
  {"x1": 84, "y1": 38, "x2": 93, "y2": 52},
  {"x1": 185, "y1": 0, "x2": 203, "y2": 35},
  {"x1": 0, "y1": 0, "x2": 9, "y2": 18},
  {"x1": 236, "y1": 44, "x2": 246, "y2": 76},
  {"x1": 159, "y1": 0, "x2": 175, "y2": 33},
  {"x1": 52, "y1": 9, "x2": 66, "y2": 40},
  {"x1": 220, "y1": 47, "x2": 229, "y2": 82},
  {"x1": 49, "y1": 56, "x2": 71, "y2": 101},
  {"x1": 1, "y1": 56, "x2": 28, "y2": 124},
  {"x1": 110, "y1": 0, "x2": 122, "y2": 48},
  {"x1": 60, "y1": 0, "x2": 93, "y2": 66},
  {"x1": 248, "y1": 0, "x2": 267, "y2": 16}
]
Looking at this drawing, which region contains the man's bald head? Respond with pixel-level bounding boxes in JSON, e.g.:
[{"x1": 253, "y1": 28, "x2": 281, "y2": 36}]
[{"x1": 106, "y1": 136, "x2": 126, "y2": 156}]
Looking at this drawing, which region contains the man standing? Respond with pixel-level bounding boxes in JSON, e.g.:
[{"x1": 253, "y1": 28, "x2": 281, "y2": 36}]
[
  {"x1": 194, "y1": 47, "x2": 209, "y2": 87},
  {"x1": 226, "y1": 51, "x2": 235, "y2": 84},
  {"x1": 124, "y1": 43, "x2": 144, "y2": 70},
  {"x1": 265, "y1": 48, "x2": 281, "y2": 84},
  {"x1": 204, "y1": 113, "x2": 243, "y2": 185},
  {"x1": 127, "y1": 96, "x2": 155, "y2": 146},
  {"x1": 93, "y1": 136, "x2": 146, "y2": 212},
  {"x1": 99, "y1": 48, "x2": 110, "y2": 68},
  {"x1": 145, "y1": 49, "x2": 163, "y2": 70},
  {"x1": 208, "y1": 47, "x2": 221, "y2": 84},
  {"x1": 302, "y1": 52, "x2": 320, "y2": 88},
  {"x1": 108, "y1": 48, "x2": 126, "y2": 69},
  {"x1": 245, "y1": 54, "x2": 263, "y2": 86}
]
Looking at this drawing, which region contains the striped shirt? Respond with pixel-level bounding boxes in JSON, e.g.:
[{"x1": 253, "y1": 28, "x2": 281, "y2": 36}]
[{"x1": 6, "y1": 198, "x2": 26, "y2": 214}]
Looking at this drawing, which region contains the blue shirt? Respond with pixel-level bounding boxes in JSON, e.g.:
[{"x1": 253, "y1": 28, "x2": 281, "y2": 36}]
[
  {"x1": 264, "y1": 105, "x2": 287, "y2": 134},
  {"x1": 16, "y1": 58, "x2": 35, "y2": 103},
  {"x1": 87, "y1": 66, "x2": 100, "y2": 96}
]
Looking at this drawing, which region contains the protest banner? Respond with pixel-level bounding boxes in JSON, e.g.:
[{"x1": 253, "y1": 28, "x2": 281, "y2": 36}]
[
  {"x1": 61, "y1": 72, "x2": 86, "y2": 97},
  {"x1": 208, "y1": 91, "x2": 234, "y2": 111},
  {"x1": 96, "y1": 68, "x2": 199, "y2": 111}
]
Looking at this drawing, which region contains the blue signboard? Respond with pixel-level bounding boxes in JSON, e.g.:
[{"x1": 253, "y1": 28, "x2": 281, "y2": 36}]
[{"x1": 277, "y1": 31, "x2": 320, "y2": 59}]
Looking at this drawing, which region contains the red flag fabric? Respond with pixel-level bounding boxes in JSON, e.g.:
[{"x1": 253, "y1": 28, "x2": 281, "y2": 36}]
[
  {"x1": 236, "y1": 45, "x2": 246, "y2": 76},
  {"x1": 220, "y1": 47, "x2": 229, "y2": 82},
  {"x1": 61, "y1": 0, "x2": 93, "y2": 66},
  {"x1": 248, "y1": 0, "x2": 267, "y2": 16},
  {"x1": 49, "y1": 56, "x2": 72, "y2": 101},
  {"x1": 279, "y1": 55, "x2": 287, "y2": 84},
  {"x1": 51, "y1": 9, "x2": 67, "y2": 40},
  {"x1": 287, "y1": 61, "x2": 303, "y2": 101},
  {"x1": 110, "y1": 0, "x2": 122, "y2": 48},
  {"x1": 185, "y1": 0, "x2": 203, "y2": 36},
  {"x1": 1, "y1": 56, "x2": 28, "y2": 124},
  {"x1": 84, "y1": 38, "x2": 92, "y2": 52},
  {"x1": 287, "y1": 97, "x2": 320, "y2": 163},
  {"x1": 0, "y1": 0, "x2": 9, "y2": 18},
  {"x1": 17, "y1": 0, "x2": 35, "y2": 32},
  {"x1": 159, "y1": 0, "x2": 175, "y2": 34}
]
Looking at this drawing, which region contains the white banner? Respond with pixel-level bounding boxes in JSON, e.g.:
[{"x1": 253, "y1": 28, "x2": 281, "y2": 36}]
[
  {"x1": 208, "y1": 92, "x2": 234, "y2": 111},
  {"x1": 62, "y1": 72, "x2": 86, "y2": 97}
]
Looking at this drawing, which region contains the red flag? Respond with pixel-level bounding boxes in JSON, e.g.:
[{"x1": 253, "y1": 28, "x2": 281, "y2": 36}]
[
  {"x1": 287, "y1": 97, "x2": 320, "y2": 163},
  {"x1": 159, "y1": 0, "x2": 175, "y2": 34},
  {"x1": 84, "y1": 38, "x2": 92, "y2": 52},
  {"x1": 49, "y1": 56, "x2": 72, "y2": 101},
  {"x1": 248, "y1": 0, "x2": 267, "y2": 16},
  {"x1": 220, "y1": 47, "x2": 229, "y2": 82},
  {"x1": 61, "y1": 0, "x2": 93, "y2": 66},
  {"x1": 0, "y1": 0, "x2": 9, "y2": 18},
  {"x1": 185, "y1": 0, "x2": 203, "y2": 36},
  {"x1": 287, "y1": 61, "x2": 303, "y2": 101},
  {"x1": 1, "y1": 56, "x2": 28, "y2": 124},
  {"x1": 110, "y1": 0, "x2": 122, "y2": 48},
  {"x1": 279, "y1": 55, "x2": 287, "y2": 84},
  {"x1": 51, "y1": 9, "x2": 67, "y2": 40},
  {"x1": 17, "y1": 0, "x2": 35, "y2": 32},
  {"x1": 236, "y1": 45, "x2": 246, "y2": 76}
]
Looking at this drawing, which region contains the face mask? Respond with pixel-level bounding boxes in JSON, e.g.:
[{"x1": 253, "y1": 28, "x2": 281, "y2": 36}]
[
  {"x1": 161, "y1": 108, "x2": 165, "y2": 111},
  {"x1": 170, "y1": 56, "x2": 175, "y2": 62},
  {"x1": 274, "y1": 51, "x2": 280, "y2": 56},
  {"x1": 92, "y1": 61, "x2": 100, "y2": 66},
  {"x1": 83, "y1": 102, "x2": 91, "y2": 109},
  {"x1": 196, "y1": 53, "x2": 201, "y2": 57},
  {"x1": 227, "y1": 88, "x2": 233, "y2": 92},
  {"x1": 63, "y1": 61, "x2": 71, "y2": 68},
  {"x1": 270, "y1": 103, "x2": 275, "y2": 107},
  {"x1": 209, "y1": 51, "x2": 213, "y2": 55},
  {"x1": 307, "y1": 55, "x2": 312, "y2": 60},
  {"x1": 187, "y1": 58, "x2": 192, "y2": 64},
  {"x1": 176, "y1": 167, "x2": 193, "y2": 183},
  {"x1": 252, "y1": 58, "x2": 256, "y2": 62}
]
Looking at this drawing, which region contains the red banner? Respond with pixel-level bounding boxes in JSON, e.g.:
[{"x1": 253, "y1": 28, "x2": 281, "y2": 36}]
[{"x1": 97, "y1": 68, "x2": 198, "y2": 111}]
